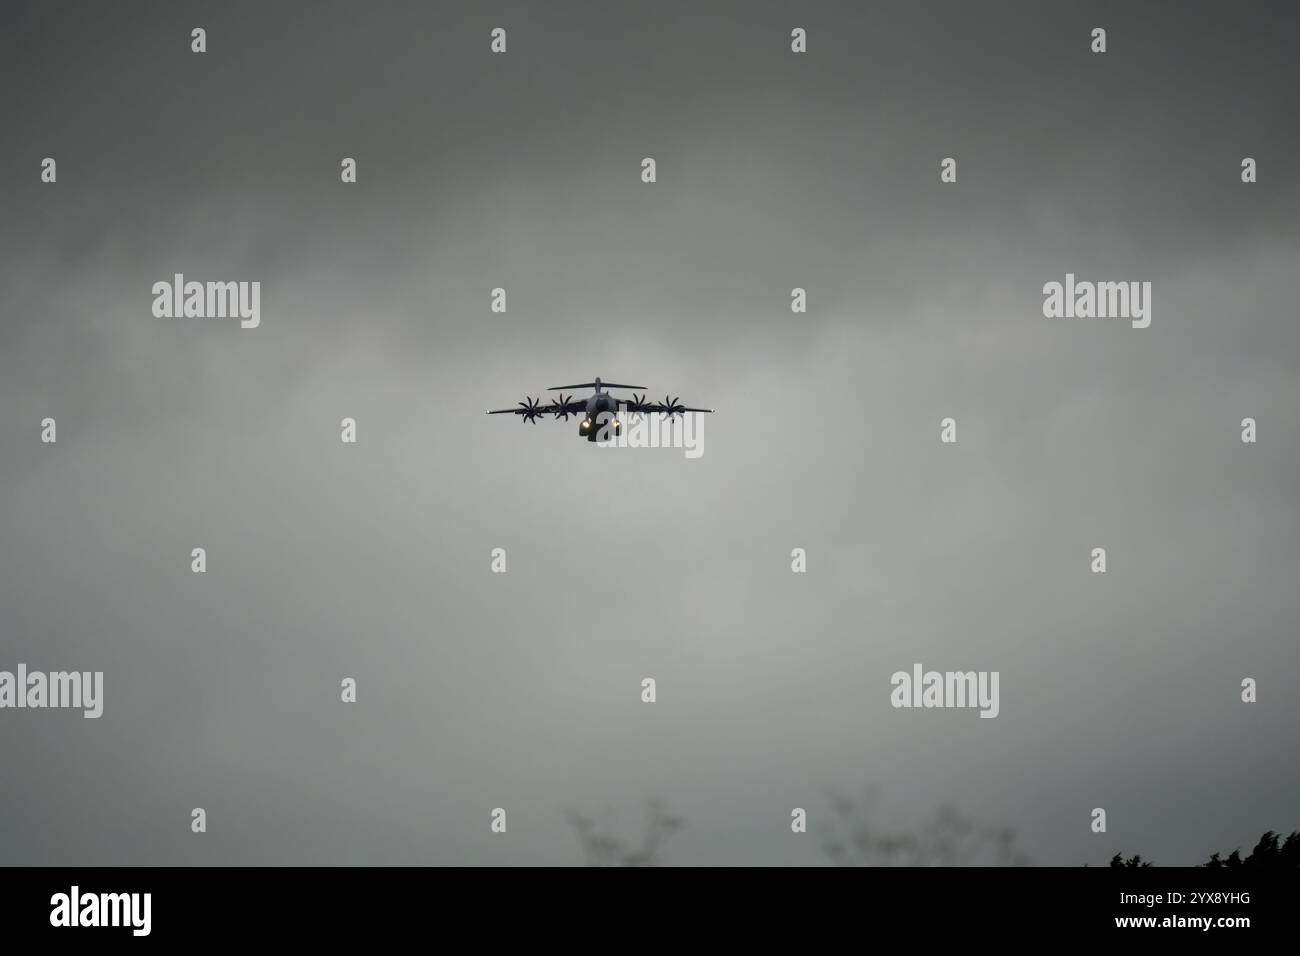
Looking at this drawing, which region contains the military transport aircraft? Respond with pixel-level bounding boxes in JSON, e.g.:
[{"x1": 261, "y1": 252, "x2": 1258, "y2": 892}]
[{"x1": 487, "y1": 377, "x2": 714, "y2": 441}]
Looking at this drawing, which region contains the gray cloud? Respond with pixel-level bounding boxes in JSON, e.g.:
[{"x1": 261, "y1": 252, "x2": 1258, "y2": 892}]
[{"x1": 1, "y1": 0, "x2": 1297, "y2": 866}]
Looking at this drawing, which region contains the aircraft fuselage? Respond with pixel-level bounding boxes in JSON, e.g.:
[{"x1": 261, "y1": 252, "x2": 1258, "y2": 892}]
[{"x1": 579, "y1": 392, "x2": 622, "y2": 441}]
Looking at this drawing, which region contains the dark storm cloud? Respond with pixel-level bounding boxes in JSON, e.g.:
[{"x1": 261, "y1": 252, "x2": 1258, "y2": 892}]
[{"x1": 1, "y1": 1, "x2": 1297, "y2": 865}]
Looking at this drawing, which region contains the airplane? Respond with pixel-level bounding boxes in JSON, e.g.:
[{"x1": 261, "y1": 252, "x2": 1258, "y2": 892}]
[{"x1": 487, "y1": 376, "x2": 714, "y2": 442}]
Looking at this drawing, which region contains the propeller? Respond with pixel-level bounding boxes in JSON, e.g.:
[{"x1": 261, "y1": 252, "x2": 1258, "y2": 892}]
[
  {"x1": 628, "y1": 393, "x2": 649, "y2": 415},
  {"x1": 517, "y1": 396, "x2": 544, "y2": 423},
  {"x1": 659, "y1": 395, "x2": 686, "y2": 419},
  {"x1": 550, "y1": 394, "x2": 574, "y2": 420}
]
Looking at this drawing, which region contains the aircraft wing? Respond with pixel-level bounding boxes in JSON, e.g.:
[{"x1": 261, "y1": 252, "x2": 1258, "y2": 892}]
[
  {"x1": 486, "y1": 397, "x2": 588, "y2": 418},
  {"x1": 610, "y1": 394, "x2": 714, "y2": 415}
]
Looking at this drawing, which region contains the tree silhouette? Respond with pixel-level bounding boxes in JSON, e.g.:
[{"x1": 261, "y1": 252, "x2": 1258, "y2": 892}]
[
  {"x1": 1202, "y1": 830, "x2": 1300, "y2": 868},
  {"x1": 1108, "y1": 828, "x2": 1300, "y2": 867},
  {"x1": 564, "y1": 798, "x2": 685, "y2": 866},
  {"x1": 563, "y1": 791, "x2": 1028, "y2": 866},
  {"x1": 815, "y1": 789, "x2": 1030, "y2": 866},
  {"x1": 565, "y1": 801, "x2": 1299, "y2": 868}
]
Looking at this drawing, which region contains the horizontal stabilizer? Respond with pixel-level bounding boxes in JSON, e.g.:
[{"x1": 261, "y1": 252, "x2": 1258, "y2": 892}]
[{"x1": 547, "y1": 382, "x2": 646, "y2": 391}]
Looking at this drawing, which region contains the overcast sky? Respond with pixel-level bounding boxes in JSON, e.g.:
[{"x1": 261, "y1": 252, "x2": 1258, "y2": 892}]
[{"x1": 1, "y1": 0, "x2": 1297, "y2": 865}]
